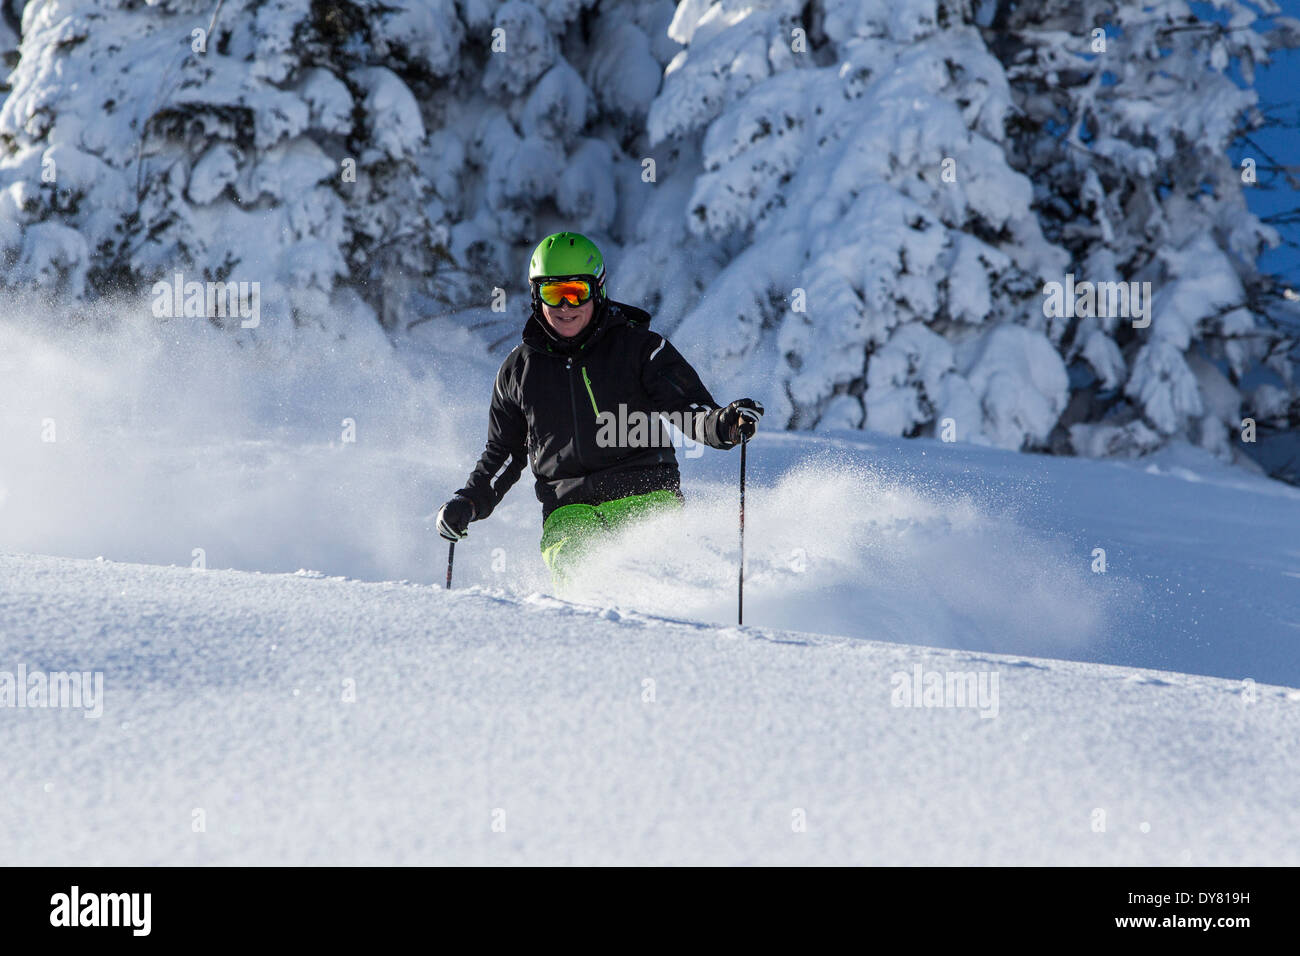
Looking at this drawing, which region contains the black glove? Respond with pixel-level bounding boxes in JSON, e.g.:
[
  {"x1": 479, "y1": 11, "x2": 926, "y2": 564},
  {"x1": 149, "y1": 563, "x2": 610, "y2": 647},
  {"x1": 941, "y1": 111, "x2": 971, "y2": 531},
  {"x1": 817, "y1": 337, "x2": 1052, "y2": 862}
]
[
  {"x1": 436, "y1": 495, "x2": 476, "y2": 541},
  {"x1": 718, "y1": 398, "x2": 764, "y2": 445}
]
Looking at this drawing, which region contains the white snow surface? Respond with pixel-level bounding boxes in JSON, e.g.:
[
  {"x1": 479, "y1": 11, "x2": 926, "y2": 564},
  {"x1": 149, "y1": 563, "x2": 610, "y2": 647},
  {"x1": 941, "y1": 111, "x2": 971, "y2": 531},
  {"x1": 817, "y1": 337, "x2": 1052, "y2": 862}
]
[
  {"x1": 5, "y1": 548, "x2": 1297, "y2": 866},
  {"x1": 2, "y1": 311, "x2": 1300, "y2": 864}
]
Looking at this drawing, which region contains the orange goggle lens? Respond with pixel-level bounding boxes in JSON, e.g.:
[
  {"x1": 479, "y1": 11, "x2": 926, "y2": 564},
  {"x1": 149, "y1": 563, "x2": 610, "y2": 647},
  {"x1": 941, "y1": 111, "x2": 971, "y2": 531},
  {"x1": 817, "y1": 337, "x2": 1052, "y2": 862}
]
[{"x1": 538, "y1": 279, "x2": 594, "y2": 307}]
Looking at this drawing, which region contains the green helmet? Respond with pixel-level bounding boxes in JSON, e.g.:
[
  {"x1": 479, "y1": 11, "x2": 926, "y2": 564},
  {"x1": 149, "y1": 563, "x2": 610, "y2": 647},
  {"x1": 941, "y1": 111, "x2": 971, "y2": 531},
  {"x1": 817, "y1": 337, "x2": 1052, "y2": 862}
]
[{"x1": 528, "y1": 232, "x2": 607, "y2": 301}]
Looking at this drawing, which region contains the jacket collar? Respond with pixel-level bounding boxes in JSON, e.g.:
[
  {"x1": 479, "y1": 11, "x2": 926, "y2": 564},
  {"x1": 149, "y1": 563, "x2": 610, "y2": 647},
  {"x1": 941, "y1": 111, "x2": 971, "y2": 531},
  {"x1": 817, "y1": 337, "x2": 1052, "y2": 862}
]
[{"x1": 523, "y1": 297, "x2": 624, "y2": 356}]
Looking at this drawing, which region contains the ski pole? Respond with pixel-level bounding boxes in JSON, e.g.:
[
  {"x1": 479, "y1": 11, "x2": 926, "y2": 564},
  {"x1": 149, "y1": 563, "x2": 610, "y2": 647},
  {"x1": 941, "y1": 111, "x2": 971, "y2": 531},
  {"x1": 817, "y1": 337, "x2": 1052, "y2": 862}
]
[
  {"x1": 738, "y1": 432, "x2": 747, "y2": 625},
  {"x1": 445, "y1": 540, "x2": 455, "y2": 589}
]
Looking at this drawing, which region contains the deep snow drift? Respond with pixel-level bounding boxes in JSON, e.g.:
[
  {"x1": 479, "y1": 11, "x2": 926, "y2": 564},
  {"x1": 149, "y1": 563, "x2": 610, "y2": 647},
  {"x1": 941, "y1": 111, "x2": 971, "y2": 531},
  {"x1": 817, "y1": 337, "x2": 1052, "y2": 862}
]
[{"x1": 2, "y1": 311, "x2": 1299, "y2": 864}]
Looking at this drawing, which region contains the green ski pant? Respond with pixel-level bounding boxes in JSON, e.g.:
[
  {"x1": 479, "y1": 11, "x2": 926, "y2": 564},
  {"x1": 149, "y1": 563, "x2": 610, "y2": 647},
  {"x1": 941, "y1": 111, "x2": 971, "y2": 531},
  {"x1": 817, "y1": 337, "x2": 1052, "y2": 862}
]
[{"x1": 540, "y1": 489, "x2": 682, "y2": 588}]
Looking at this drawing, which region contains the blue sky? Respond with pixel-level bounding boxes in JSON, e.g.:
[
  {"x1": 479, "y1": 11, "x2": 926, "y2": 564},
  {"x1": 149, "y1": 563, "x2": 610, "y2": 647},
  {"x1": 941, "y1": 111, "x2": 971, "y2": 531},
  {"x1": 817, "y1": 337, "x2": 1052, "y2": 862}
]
[{"x1": 1228, "y1": 1, "x2": 1299, "y2": 282}]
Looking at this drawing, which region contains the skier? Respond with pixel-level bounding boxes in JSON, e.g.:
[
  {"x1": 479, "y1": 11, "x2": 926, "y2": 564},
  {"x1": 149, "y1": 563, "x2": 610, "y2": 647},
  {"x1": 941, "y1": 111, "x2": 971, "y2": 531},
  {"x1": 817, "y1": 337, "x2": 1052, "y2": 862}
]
[{"x1": 435, "y1": 231, "x2": 763, "y2": 587}]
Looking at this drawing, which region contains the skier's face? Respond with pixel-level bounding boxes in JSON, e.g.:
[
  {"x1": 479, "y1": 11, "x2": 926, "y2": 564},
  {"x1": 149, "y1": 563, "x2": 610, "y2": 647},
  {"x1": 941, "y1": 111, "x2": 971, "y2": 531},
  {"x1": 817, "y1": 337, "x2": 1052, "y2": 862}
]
[{"x1": 541, "y1": 298, "x2": 595, "y2": 338}]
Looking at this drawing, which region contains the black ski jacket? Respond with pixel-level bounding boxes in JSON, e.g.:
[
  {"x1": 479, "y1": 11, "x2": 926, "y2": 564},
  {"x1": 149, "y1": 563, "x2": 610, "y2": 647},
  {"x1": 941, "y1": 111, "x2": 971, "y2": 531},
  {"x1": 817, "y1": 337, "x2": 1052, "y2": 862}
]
[{"x1": 457, "y1": 298, "x2": 738, "y2": 522}]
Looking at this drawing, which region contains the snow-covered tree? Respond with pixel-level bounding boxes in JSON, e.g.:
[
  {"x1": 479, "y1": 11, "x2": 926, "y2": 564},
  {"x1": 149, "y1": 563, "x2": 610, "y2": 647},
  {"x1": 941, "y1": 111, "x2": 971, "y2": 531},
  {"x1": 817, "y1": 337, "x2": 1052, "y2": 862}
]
[
  {"x1": 646, "y1": 0, "x2": 1074, "y2": 449},
  {"x1": 0, "y1": 0, "x2": 689, "y2": 337},
  {"x1": 0, "y1": 0, "x2": 435, "y2": 331},
  {"x1": 644, "y1": 0, "x2": 1298, "y2": 460},
  {"x1": 0, "y1": 0, "x2": 1295, "y2": 477},
  {"x1": 990, "y1": 0, "x2": 1300, "y2": 463}
]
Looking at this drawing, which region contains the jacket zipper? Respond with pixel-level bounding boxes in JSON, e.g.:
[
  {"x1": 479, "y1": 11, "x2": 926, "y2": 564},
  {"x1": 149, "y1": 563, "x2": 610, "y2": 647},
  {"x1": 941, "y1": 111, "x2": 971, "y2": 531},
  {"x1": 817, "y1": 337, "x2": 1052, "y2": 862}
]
[
  {"x1": 567, "y1": 357, "x2": 585, "y2": 468},
  {"x1": 580, "y1": 366, "x2": 600, "y2": 417}
]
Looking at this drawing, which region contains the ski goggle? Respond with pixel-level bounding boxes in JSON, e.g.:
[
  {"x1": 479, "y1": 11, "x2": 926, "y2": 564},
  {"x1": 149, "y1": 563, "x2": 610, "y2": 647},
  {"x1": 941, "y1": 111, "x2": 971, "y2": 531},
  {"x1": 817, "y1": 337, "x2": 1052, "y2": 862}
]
[{"x1": 536, "y1": 278, "x2": 595, "y2": 308}]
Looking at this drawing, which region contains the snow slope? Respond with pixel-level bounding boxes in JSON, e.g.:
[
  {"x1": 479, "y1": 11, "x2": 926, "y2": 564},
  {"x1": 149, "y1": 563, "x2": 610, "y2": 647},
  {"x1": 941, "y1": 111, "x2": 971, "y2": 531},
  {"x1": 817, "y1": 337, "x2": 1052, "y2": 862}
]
[
  {"x1": 3, "y1": 308, "x2": 1298, "y2": 687},
  {"x1": 2, "y1": 551, "x2": 1297, "y2": 866},
  {"x1": 2, "y1": 310, "x2": 1299, "y2": 864}
]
